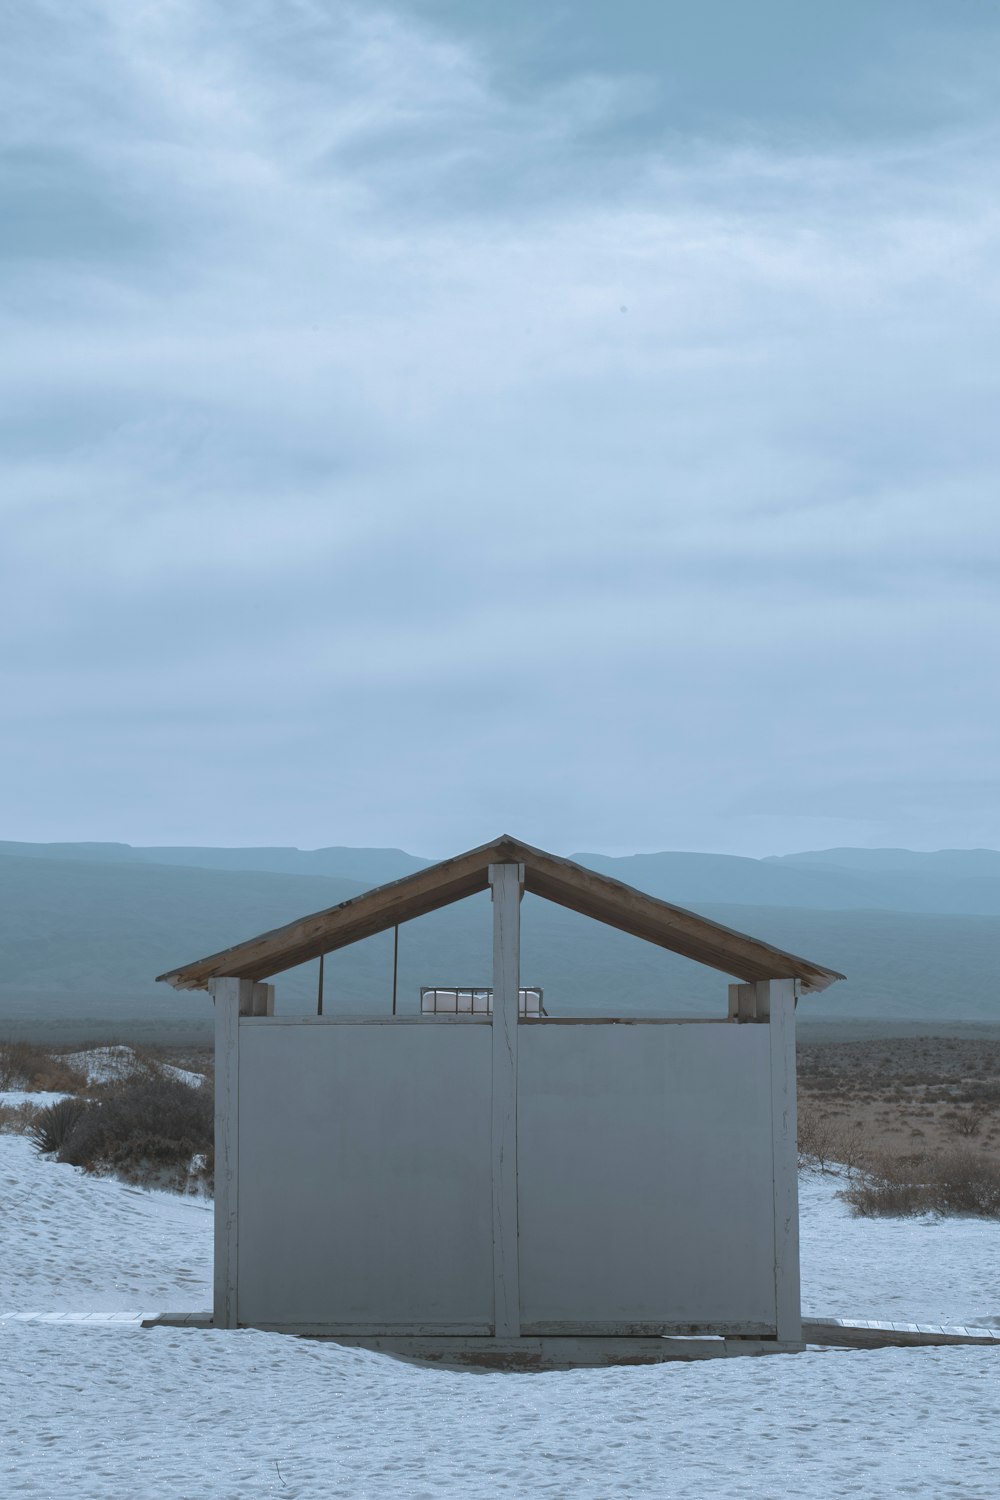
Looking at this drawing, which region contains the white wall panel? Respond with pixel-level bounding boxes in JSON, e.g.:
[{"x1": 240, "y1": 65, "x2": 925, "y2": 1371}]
[
  {"x1": 237, "y1": 1021, "x2": 493, "y2": 1330},
  {"x1": 517, "y1": 1023, "x2": 777, "y2": 1333}
]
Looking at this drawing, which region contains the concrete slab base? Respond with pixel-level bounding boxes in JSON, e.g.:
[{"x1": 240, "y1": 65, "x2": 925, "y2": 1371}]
[
  {"x1": 139, "y1": 1315, "x2": 801, "y2": 1367},
  {"x1": 141, "y1": 1313, "x2": 1000, "y2": 1361}
]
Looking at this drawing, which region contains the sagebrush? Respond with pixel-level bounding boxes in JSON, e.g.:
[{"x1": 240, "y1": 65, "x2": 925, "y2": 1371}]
[
  {"x1": 22, "y1": 1069, "x2": 213, "y2": 1192},
  {"x1": 58, "y1": 1073, "x2": 214, "y2": 1190},
  {"x1": 0, "y1": 1040, "x2": 87, "y2": 1094},
  {"x1": 842, "y1": 1149, "x2": 1000, "y2": 1219},
  {"x1": 0, "y1": 1101, "x2": 42, "y2": 1135}
]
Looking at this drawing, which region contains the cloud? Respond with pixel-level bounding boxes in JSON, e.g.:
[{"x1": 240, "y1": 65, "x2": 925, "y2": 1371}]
[{"x1": 2, "y1": 0, "x2": 1000, "y2": 854}]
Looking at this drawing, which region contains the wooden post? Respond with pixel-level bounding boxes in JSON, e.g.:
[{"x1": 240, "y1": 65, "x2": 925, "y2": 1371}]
[
  {"x1": 251, "y1": 983, "x2": 275, "y2": 1017},
  {"x1": 728, "y1": 982, "x2": 755, "y2": 1021},
  {"x1": 759, "y1": 978, "x2": 801, "y2": 1346},
  {"x1": 489, "y1": 862, "x2": 523, "y2": 1339},
  {"x1": 210, "y1": 977, "x2": 267, "y2": 1329}
]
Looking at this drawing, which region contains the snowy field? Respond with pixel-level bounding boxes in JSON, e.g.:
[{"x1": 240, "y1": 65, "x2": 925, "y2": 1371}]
[{"x1": 2, "y1": 1137, "x2": 998, "y2": 1499}]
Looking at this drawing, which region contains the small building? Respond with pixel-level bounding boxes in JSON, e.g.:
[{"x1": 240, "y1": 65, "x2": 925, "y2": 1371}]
[{"x1": 158, "y1": 835, "x2": 843, "y2": 1366}]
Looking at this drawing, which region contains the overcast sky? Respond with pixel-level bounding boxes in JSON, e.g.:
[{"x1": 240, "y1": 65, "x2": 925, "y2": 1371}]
[{"x1": 3, "y1": 0, "x2": 1000, "y2": 858}]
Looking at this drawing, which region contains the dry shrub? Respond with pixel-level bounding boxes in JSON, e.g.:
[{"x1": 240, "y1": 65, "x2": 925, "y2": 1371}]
[
  {"x1": 0, "y1": 1040, "x2": 87, "y2": 1094},
  {"x1": 5, "y1": 1041, "x2": 214, "y2": 1194},
  {"x1": 797, "y1": 1102, "x2": 869, "y2": 1174},
  {"x1": 0, "y1": 1100, "x2": 42, "y2": 1135},
  {"x1": 842, "y1": 1149, "x2": 1000, "y2": 1219},
  {"x1": 947, "y1": 1108, "x2": 985, "y2": 1139},
  {"x1": 58, "y1": 1072, "x2": 213, "y2": 1192}
]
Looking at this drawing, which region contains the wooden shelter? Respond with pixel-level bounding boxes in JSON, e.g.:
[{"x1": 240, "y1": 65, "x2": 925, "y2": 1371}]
[{"x1": 158, "y1": 835, "x2": 843, "y2": 1367}]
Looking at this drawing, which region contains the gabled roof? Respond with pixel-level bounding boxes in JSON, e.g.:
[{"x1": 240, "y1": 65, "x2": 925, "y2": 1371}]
[{"x1": 157, "y1": 835, "x2": 844, "y2": 995}]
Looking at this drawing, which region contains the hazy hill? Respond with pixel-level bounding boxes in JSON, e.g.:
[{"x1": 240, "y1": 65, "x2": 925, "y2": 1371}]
[
  {"x1": 767, "y1": 847, "x2": 1000, "y2": 876},
  {"x1": 6, "y1": 839, "x2": 1000, "y2": 912},
  {"x1": 0, "y1": 843, "x2": 997, "y2": 1042},
  {"x1": 577, "y1": 849, "x2": 1000, "y2": 914},
  {"x1": 0, "y1": 840, "x2": 429, "y2": 886}
]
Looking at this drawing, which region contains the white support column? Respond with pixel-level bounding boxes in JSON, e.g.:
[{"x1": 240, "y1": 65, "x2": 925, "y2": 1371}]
[
  {"x1": 759, "y1": 978, "x2": 801, "y2": 1346},
  {"x1": 489, "y1": 862, "x2": 523, "y2": 1338},
  {"x1": 210, "y1": 977, "x2": 257, "y2": 1329}
]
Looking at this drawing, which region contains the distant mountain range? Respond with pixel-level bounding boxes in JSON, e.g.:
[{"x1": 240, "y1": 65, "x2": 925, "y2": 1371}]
[
  {"x1": 1, "y1": 840, "x2": 997, "y2": 1041},
  {"x1": 0, "y1": 840, "x2": 430, "y2": 886},
  {"x1": 5, "y1": 839, "x2": 1000, "y2": 912},
  {"x1": 574, "y1": 847, "x2": 1000, "y2": 915}
]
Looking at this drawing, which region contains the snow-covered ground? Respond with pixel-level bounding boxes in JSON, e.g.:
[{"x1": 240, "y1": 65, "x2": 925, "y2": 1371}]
[
  {"x1": 0, "y1": 1090, "x2": 70, "y2": 1109},
  {"x1": 1, "y1": 1139, "x2": 998, "y2": 1499},
  {"x1": 64, "y1": 1045, "x2": 204, "y2": 1089}
]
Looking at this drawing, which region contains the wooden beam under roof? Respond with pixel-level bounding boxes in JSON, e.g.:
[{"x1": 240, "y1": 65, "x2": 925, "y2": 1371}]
[{"x1": 156, "y1": 834, "x2": 845, "y2": 995}]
